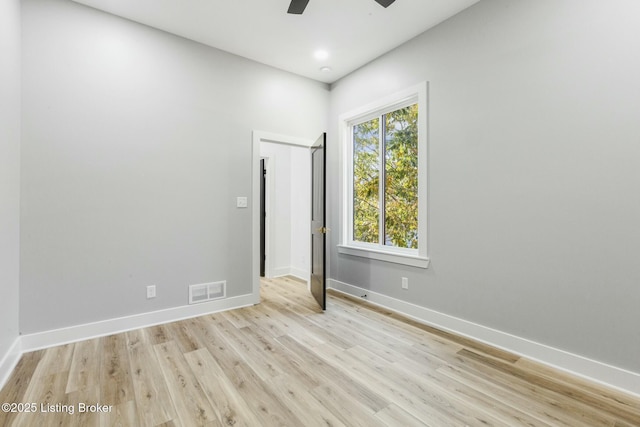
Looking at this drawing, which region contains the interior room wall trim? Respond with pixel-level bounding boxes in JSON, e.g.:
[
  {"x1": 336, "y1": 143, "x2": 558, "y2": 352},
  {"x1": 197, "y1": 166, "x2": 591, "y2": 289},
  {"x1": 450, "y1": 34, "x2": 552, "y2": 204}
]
[
  {"x1": 271, "y1": 267, "x2": 293, "y2": 278},
  {"x1": 269, "y1": 266, "x2": 310, "y2": 283},
  {"x1": 328, "y1": 279, "x2": 640, "y2": 398},
  {"x1": 19, "y1": 294, "x2": 255, "y2": 354}
]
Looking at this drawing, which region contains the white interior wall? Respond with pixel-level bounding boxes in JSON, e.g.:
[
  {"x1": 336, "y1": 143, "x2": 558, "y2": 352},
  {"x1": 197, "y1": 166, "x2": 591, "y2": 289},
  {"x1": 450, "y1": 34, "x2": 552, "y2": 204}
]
[
  {"x1": 0, "y1": 0, "x2": 22, "y2": 373},
  {"x1": 290, "y1": 147, "x2": 311, "y2": 281},
  {"x1": 260, "y1": 143, "x2": 292, "y2": 277},
  {"x1": 328, "y1": 0, "x2": 640, "y2": 376},
  {"x1": 260, "y1": 142, "x2": 310, "y2": 281},
  {"x1": 20, "y1": 0, "x2": 328, "y2": 334}
]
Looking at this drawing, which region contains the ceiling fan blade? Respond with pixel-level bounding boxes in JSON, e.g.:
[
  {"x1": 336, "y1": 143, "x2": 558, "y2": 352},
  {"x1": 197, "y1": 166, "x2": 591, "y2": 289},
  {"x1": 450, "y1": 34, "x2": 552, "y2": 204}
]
[
  {"x1": 288, "y1": 0, "x2": 310, "y2": 14},
  {"x1": 374, "y1": 0, "x2": 396, "y2": 7}
]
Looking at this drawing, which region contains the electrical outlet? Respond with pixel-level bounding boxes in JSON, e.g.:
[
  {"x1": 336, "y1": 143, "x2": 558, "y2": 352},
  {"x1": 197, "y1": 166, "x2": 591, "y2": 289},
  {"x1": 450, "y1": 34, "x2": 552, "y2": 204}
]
[
  {"x1": 147, "y1": 285, "x2": 156, "y2": 299},
  {"x1": 401, "y1": 277, "x2": 409, "y2": 290}
]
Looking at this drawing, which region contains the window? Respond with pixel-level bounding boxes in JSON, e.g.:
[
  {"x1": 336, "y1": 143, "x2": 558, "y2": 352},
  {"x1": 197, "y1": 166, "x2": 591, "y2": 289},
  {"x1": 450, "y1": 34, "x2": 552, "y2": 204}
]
[{"x1": 339, "y1": 83, "x2": 428, "y2": 268}]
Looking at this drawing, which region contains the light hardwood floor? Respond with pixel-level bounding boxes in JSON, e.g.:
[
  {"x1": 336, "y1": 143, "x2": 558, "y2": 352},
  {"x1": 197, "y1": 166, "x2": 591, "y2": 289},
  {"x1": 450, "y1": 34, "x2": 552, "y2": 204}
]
[{"x1": 1, "y1": 276, "x2": 639, "y2": 426}]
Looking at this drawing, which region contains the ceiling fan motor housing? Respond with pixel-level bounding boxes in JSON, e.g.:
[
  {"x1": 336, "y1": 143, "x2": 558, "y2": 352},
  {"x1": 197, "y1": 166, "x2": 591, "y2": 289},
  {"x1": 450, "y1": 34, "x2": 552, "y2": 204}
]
[{"x1": 288, "y1": 0, "x2": 395, "y2": 15}]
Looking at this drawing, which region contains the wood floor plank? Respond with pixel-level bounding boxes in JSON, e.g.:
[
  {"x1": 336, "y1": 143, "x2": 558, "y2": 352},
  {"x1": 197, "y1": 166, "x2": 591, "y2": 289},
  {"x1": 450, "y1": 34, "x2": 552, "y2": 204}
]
[
  {"x1": 11, "y1": 371, "x2": 70, "y2": 427},
  {"x1": 0, "y1": 350, "x2": 44, "y2": 427},
  {"x1": 100, "y1": 333, "x2": 134, "y2": 406},
  {"x1": 328, "y1": 300, "x2": 418, "y2": 346},
  {"x1": 300, "y1": 310, "x2": 401, "y2": 363},
  {"x1": 153, "y1": 341, "x2": 216, "y2": 426},
  {"x1": 255, "y1": 299, "x2": 326, "y2": 348},
  {"x1": 430, "y1": 369, "x2": 549, "y2": 426},
  {"x1": 452, "y1": 349, "x2": 619, "y2": 427},
  {"x1": 183, "y1": 348, "x2": 262, "y2": 427},
  {"x1": 459, "y1": 348, "x2": 640, "y2": 426},
  {"x1": 328, "y1": 291, "x2": 465, "y2": 356},
  {"x1": 211, "y1": 320, "x2": 284, "y2": 381},
  {"x1": 276, "y1": 334, "x2": 389, "y2": 413},
  {"x1": 185, "y1": 316, "x2": 245, "y2": 374},
  {"x1": 234, "y1": 304, "x2": 289, "y2": 338},
  {"x1": 330, "y1": 295, "x2": 456, "y2": 351},
  {"x1": 99, "y1": 400, "x2": 137, "y2": 427},
  {"x1": 329, "y1": 289, "x2": 522, "y2": 364},
  {"x1": 31, "y1": 343, "x2": 74, "y2": 378},
  {"x1": 126, "y1": 329, "x2": 177, "y2": 427},
  {"x1": 310, "y1": 384, "x2": 386, "y2": 427},
  {"x1": 313, "y1": 342, "x2": 466, "y2": 426},
  {"x1": 219, "y1": 307, "x2": 253, "y2": 329},
  {"x1": 223, "y1": 359, "x2": 305, "y2": 427},
  {"x1": 268, "y1": 373, "x2": 348, "y2": 427},
  {"x1": 515, "y1": 358, "x2": 640, "y2": 416},
  {"x1": 375, "y1": 403, "x2": 431, "y2": 427},
  {"x1": 261, "y1": 278, "x2": 321, "y2": 314},
  {"x1": 239, "y1": 325, "x2": 322, "y2": 390},
  {"x1": 66, "y1": 338, "x2": 102, "y2": 395},
  {"x1": 147, "y1": 324, "x2": 171, "y2": 346},
  {"x1": 343, "y1": 344, "x2": 506, "y2": 426},
  {"x1": 166, "y1": 319, "x2": 203, "y2": 354},
  {"x1": 437, "y1": 363, "x2": 579, "y2": 427},
  {"x1": 261, "y1": 298, "x2": 353, "y2": 349},
  {"x1": 358, "y1": 342, "x2": 542, "y2": 426},
  {"x1": 66, "y1": 387, "x2": 101, "y2": 427}
]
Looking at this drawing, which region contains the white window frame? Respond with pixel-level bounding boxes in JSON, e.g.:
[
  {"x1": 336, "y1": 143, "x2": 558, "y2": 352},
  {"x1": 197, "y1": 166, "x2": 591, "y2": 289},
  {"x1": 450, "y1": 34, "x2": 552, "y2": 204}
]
[{"x1": 338, "y1": 82, "x2": 429, "y2": 269}]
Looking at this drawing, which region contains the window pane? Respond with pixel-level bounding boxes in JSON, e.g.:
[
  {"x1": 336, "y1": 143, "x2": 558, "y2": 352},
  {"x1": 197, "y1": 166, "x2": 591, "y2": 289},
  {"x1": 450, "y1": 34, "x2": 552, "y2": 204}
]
[
  {"x1": 384, "y1": 104, "x2": 418, "y2": 249},
  {"x1": 353, "y1": 118, "x2": 379, "y2": 244}
]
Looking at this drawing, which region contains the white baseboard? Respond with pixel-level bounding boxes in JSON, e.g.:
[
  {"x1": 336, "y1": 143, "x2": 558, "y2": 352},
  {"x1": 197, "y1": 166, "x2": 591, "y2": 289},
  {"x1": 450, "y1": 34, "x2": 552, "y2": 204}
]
[
  {"x1": 271, "y1": 267, "x2": 291, "y2": 278},
  {"x1": 0, "y1": 337, "x2": 22, "y2": 390},
  {"x1": 289, "y1": 267, "x2": 309, "y2": 283},
  {"x1": 20, "y1": 293, "x2": 256, "y2": 353},
  {"x1": 328, "y1": 279, "x2": 640, "y2": 398},
  {"x1": 271, "y1": 266, "x2": 309, "y2": 283}
]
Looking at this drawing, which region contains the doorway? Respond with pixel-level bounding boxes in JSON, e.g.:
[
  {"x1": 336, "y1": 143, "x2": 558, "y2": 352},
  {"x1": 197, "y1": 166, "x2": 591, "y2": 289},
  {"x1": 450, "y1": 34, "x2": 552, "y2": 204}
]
[
  {"x1": 259, "y1": 141, "x2": 311, "y2": 280},
  {"x1": 251, "y1": 131, "x2": 316, "y2": 303}
]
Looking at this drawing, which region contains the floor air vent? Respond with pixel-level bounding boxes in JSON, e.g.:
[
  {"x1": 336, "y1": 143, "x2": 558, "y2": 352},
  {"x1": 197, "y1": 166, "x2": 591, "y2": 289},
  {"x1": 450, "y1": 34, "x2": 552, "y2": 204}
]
[{"x1": 189, "y1": 281, "x2": 226, "y2": 304}]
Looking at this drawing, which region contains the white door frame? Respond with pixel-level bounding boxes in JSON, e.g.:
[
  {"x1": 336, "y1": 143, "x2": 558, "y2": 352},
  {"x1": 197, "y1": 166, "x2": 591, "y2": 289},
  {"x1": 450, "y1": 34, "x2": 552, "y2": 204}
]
[{"x1": 251, "y1": 131, "x2": 315, "y2": 302}]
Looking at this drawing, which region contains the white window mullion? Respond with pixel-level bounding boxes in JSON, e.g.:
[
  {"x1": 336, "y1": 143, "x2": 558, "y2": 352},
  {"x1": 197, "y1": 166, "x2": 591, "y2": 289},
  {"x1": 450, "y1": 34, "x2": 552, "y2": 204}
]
[
  {"x1": 378, "y1": 114, "x2": 386, "y2": 247},
  {"x1": 347, "y1": 124, "x2": 354, "y2": 245}
]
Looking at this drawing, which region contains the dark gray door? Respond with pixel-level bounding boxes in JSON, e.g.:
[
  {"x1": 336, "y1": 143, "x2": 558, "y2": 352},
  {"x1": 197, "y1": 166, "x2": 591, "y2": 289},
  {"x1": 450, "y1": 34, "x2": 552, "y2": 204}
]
[
  {"x1": 260, "y1": 159, "x2": 266, "y2": 277},
  {"x1": 310, "y1": 133, "x2": 326, "y2": 310}
]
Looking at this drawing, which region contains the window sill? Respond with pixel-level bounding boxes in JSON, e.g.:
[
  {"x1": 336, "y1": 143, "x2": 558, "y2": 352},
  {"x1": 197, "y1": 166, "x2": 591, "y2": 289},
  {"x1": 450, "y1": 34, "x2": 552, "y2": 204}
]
[{"x1": 337, "y1": 245, "x2": 430, "y2": 269}]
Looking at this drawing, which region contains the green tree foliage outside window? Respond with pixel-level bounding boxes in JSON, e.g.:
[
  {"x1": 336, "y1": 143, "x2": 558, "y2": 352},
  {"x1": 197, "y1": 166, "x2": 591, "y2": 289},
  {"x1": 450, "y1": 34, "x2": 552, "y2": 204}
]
[
  {"x1": 353, "y1": 104, "x2": 418, "y2": 249},
  {"x1": 353, "y1": 118, "x2": 380, "y2": 244}
]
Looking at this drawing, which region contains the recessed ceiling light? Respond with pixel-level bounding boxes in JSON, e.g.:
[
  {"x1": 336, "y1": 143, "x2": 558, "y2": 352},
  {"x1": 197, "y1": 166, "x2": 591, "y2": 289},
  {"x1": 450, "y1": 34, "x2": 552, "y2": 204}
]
[
  {"x1": 320, "y1": 66, "x2": 332, "y2": 72},
  {"x1": 314, "y1": 49, "x2": 329, "y2": 61}
]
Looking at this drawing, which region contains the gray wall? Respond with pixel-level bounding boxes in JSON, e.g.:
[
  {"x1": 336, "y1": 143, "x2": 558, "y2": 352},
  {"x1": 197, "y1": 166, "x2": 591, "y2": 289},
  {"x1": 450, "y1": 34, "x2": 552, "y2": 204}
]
[
  {"x1": 20, "y1": 0, "x2": 328, "y2": 334},
  {"x1": 0, "y1": 0, "x2": 21, "y2": 357},
  {"x1": 328, "y1": 0, "x2": 640, "y2": 372}
]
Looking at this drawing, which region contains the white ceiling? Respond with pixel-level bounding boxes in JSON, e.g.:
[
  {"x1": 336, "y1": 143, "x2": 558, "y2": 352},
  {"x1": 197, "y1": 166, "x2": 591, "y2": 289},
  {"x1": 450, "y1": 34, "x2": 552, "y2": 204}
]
[{"x1": 71, "y1": 0, "x2": 480, "y2": 84}]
